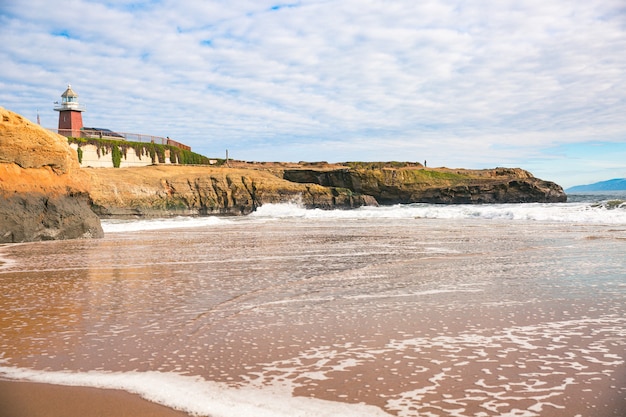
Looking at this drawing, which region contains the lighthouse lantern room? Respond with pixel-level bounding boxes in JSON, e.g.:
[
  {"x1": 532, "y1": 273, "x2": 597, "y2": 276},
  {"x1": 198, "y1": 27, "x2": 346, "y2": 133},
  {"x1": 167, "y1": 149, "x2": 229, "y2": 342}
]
[{"x1": 54, "y1": 84, "x2": 84, "y2": 138}]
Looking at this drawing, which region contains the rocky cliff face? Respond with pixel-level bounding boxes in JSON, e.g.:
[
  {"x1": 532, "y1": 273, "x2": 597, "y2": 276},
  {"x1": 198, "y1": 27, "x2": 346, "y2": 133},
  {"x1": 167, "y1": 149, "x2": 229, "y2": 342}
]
[
  {"x1": 0, "y1": 107, "x2": 103, "y2": 242},
  {"x1": 282, "y1": 166, "x2": 567, "y2": 204},
  {"x1": 86, "y1": 165, "x2": 375, "y2": 217},
  {"x1": 86, "y1": 164, "x2": 565, "y2": 218}
]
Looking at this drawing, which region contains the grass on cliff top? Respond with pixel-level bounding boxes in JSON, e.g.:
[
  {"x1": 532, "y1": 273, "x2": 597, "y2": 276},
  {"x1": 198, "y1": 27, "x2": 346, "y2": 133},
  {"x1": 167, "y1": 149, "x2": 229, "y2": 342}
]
[
  {"x1": 346, "y1": 161, "x2": 472, "y2": 182},
  {"x1": 410, "y1": 169, "x2": 470, "y2": 181},
  {"x1": 345, "y1": 161, "x2": 423, "y2": 169}
]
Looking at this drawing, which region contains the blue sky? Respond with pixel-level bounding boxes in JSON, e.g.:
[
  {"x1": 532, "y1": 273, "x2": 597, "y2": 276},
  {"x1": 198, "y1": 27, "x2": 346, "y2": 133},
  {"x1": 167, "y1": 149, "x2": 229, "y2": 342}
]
[{"x1": 1, "y1": 0, "x2": 625, "y2": 188}]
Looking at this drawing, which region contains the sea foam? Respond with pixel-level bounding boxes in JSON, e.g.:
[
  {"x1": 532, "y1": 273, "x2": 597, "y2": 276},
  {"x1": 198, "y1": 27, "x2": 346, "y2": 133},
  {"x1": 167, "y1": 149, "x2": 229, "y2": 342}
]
[
  {"x1": 0, "y1": 366, "x2": 393, "y2": 417},
  {"x1": 101, "y1": 200, "x2": 626, "y2": 234},
  {"x1": 101, "y1": 216, "x2": 233, "y2": 233},
  {"x1": 251, "y1": 201, "x2": 626, "y2": 224}
]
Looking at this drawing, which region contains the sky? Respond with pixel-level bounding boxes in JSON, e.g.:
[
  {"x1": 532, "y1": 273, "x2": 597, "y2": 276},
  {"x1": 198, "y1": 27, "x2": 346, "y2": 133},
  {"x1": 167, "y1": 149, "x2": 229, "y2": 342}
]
[{"x1": 1, "y1": 0, "x2": 625, "y2": 188}]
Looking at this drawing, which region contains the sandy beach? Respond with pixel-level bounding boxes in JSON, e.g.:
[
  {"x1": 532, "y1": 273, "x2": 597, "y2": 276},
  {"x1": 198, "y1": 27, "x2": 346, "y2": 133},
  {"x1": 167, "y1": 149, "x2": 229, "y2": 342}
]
[
  {"x1": 1, "y1": 215, "x2": 625, "y2": 416},
  {"x1": 0, "y1": 380, "x2": 192, "y2": 417}
]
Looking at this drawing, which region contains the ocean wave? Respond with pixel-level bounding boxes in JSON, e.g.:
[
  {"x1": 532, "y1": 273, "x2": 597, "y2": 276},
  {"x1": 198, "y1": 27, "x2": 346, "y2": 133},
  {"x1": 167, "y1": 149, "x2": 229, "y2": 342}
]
[
  {"x1": 101, "y1": 201, "x2": 626, "y2": 233},
  {"x1": 101, "y1": 216, "x2": 233, "y2": 233},
  {"x1": 0, "y1": 366, "x2": 392, "y2": 417},
  {"x1": 251, "y1": 202, "x2": 626, "y2": 224}
]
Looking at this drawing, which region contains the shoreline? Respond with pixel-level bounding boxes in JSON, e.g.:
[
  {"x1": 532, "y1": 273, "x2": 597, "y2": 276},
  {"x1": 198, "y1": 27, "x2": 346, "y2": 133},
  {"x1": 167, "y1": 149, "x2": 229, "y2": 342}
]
[{"x1": 0, "y1": 379, "x2": 193, "y2": 417}]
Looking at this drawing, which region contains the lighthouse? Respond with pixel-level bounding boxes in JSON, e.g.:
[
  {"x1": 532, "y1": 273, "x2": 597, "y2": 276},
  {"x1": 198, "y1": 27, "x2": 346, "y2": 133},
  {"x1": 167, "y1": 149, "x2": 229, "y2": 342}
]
[{"x1": 54, "y1": 84, "x2": 84, "y2": 137}]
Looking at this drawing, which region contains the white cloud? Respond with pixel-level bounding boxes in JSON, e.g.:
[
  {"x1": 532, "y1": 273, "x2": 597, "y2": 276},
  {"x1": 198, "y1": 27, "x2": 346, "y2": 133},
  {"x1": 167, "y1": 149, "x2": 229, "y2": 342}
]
[{"x1": 1, "y1": 0, "x2": 625, "y2": 186}]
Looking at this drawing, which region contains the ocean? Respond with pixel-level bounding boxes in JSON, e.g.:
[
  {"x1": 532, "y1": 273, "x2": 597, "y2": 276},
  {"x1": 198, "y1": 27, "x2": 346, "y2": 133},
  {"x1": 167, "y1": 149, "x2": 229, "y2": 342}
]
[{"x1": 1, "y1": 194, "x2": 625, "y2": 416}]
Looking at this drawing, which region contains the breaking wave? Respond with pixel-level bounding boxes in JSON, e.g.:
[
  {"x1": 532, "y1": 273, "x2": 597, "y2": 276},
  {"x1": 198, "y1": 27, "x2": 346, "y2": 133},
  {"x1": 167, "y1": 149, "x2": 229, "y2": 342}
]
[{"x1": 101, "y1": 196, "x2": 626, "y2": 234}]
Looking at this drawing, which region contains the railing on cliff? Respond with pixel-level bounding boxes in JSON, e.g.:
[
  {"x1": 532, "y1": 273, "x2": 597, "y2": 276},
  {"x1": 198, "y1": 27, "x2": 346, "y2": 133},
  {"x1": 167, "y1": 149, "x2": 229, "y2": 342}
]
[{"x1": 48, "y1": 128, "x2": 191, "y2": 151}]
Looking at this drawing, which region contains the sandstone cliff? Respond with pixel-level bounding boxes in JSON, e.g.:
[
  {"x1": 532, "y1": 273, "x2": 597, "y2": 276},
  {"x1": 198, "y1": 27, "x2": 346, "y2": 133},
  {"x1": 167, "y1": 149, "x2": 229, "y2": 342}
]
[
  {"x1": 86, "y1": 165, "x2": 374, "y2": 217},
  {"x1": 0, "y1": 107, "x2": 103, "y2": 242},
  {"x1": 85, "y1": 162, "x2": 565, "y2": 218},
  {"x1": 281, "y1": 165, "x2": 566, "y2": 204}
]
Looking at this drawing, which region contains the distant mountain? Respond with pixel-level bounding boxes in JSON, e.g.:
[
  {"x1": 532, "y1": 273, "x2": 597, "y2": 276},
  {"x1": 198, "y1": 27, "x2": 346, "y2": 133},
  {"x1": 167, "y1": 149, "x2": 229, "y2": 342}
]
[{"x1": 567, "y1": 178, "x2": 626, "y2": 192}]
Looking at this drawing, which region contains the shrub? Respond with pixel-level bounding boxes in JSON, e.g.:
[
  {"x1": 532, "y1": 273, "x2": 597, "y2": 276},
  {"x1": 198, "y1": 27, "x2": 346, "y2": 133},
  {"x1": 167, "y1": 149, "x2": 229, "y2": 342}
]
[
  {"x1": 111, "y1": 144, "x2": 122, "y2": 168},
  {"x1": 66, "y1": 137, "x2": 215, "y2": 167}
]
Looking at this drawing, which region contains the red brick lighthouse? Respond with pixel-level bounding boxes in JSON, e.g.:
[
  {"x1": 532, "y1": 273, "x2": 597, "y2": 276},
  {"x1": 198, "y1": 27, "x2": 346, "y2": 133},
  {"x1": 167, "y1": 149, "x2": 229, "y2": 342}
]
[{"x1": 54, "y1": 84, "x2": 84, "y2": 137}]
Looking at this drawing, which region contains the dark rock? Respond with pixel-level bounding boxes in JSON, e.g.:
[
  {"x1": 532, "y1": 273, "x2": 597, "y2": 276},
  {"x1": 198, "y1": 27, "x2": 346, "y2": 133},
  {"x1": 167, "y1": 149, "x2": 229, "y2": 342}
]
[
  {"x1": 0, "y1": 192, "x2": 104, "y2": 243},
  {"x1": 282, "y1": 167, "x2": 566, "y2": 204},
  {"x1": 1, "y1": 106, "x2": 104, "y2": 242}
]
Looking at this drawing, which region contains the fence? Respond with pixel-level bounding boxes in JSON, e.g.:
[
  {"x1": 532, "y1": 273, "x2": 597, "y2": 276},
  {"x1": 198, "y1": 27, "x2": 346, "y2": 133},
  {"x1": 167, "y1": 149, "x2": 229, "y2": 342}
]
[{"x1": 49, "y1": 128, "x2": 191, "y2": 151}]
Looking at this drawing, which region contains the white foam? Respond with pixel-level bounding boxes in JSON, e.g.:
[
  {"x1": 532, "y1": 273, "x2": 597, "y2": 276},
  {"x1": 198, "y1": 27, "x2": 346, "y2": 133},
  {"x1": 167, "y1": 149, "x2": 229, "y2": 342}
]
[
  {"x1": 0, "y1": 366, "x2": 393, "y2": 417},
  {"x1": 381, "y1": 316, "x2": 626, "y2": 416},
  {"x1": 0, "y1": 247, "x2": 20, "y2": 270},
  {"x1": 250, "y1": 202, "x2": 626, "y2": 224},
  {"x1": 100, "y1": 200, "x2": 626, "y2": 233},
  {"x1": 101, "y1": 216, "x2": 233, "y2": 233},
  {"x1": 348, "y1": 288, "x2": 483, "y2": 301}
]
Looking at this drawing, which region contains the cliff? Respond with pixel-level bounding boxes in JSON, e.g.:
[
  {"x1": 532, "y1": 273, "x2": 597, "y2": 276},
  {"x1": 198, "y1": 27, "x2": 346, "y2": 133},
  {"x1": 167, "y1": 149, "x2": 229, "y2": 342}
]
[
  {"x1": 85, "y1": 163, "x2": 565, "y2": 217},
  {"x1": 0, "y1": 107, "x2": 103, "y2": 242},
  {"x1": 280, "y1": 165, "x2": 567, "y2": 204},
  {"x1": 1, "y1": 107, "x2": 567, "y2": 238},
  {"x1": 86, "y1": 165, "x2": 374, "y2": 217}
]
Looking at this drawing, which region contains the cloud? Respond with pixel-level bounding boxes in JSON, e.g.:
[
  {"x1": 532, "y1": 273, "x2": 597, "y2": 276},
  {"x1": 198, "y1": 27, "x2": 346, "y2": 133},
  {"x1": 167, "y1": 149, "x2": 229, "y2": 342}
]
[{"x1": 1, "y1": 0, "x2": 625, "y2": 186}]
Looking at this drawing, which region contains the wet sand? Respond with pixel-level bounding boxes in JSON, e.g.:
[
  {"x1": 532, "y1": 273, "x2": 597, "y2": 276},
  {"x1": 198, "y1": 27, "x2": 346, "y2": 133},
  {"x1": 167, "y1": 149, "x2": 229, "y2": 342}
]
[
  {"x1": 0, "y1": 380, "x2": 192, "y2": 417},
  {"x1": 1, "y1": 219, "x2": 625, "y2": 416}
]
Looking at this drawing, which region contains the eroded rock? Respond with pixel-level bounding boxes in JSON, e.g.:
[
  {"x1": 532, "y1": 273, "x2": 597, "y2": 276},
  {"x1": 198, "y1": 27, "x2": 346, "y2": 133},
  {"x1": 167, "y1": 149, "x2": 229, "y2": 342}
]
[{"x1": 0, "y1": 107, "x2": 103, "y2": 242}]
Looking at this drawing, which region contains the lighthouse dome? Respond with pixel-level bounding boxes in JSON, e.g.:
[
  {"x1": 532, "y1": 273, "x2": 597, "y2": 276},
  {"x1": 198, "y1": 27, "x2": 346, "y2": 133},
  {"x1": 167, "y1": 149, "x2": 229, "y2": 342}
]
[{"x1": 61, "y1": 84, "x2": 79, "y2": 100}]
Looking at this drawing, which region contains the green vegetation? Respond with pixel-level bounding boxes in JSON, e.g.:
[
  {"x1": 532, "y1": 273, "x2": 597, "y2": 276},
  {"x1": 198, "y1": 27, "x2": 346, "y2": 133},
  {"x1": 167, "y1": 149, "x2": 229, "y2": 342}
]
[
  {"x1": 169, "y1": 146, "x2": 216, "y2": 165},
  {"x1": 165, "y1": 199, "x2": 190, "y2": 211},
  {"x1": 76, "y1": 146, "x2": 83, "y2": 163},
  {"x1": 410, "y1": 169, "x2": 468, "y2": 181},
  {"x1": 111, "y1": 143, "x2": 122, "y2": 168},
  {"x1": 67, "y1": 137, "x2": 221, "y2": 167},
  {"x1": 345, "y1": 161, "x2": 422, "y2": 169}
]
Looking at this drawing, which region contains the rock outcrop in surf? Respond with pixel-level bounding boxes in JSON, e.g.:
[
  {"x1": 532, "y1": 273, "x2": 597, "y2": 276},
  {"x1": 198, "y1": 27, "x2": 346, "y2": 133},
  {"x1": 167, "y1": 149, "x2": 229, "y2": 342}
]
[{"x1": 281, "y1": 165, "x2": 566, "y2": 204}]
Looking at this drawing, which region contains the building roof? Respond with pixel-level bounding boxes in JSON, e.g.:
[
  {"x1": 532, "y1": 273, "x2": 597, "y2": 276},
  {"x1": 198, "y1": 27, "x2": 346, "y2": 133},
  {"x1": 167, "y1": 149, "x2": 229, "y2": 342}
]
[{"x1": 82, "y1": 127, "x2": 124, "y2": 138}]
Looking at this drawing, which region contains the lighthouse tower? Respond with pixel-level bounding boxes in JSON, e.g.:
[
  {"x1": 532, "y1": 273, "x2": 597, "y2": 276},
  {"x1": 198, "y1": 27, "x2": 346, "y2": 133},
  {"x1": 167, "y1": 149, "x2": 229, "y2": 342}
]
[{"x1": 54, "y1": 84, "x2": 84, "y2": 137}]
